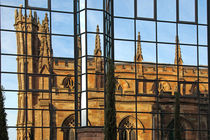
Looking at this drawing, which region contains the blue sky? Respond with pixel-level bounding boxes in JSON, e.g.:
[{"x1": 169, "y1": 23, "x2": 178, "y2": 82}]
[{"x1": 0, "y1": 0, "x2": 208, "y2": 139}]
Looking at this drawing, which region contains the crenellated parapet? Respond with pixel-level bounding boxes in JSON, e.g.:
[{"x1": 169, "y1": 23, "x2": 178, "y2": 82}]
[
  {"x1": 53, "y1": 58, "x2": 74, "y2": 70},
  {"x1": 114, "y1": 63, "x2": 208, "y2": 79}
]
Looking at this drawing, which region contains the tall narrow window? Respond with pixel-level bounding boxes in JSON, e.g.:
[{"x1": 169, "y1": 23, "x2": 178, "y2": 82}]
[
  {"x1": 63, "y1": 129, "x2": 75, "y2": 140},
  {"x1": 119, "y1": 117, "x2": 137, "y2": 140},
  {"x1": 129, "y1": 130, "x2": 136, "y2": 140},
  {"x1": 62, "y1": 115, "x2": 75, "y2": 140},
  {"x1": 69, "y1": 129, "x2": 75, "y2": 140},
  {"x1": 120, "y1": 129, "x2": 127, "y2": 140}
]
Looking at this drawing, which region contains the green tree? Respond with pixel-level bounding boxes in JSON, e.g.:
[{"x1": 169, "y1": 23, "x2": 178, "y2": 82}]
[
  {"x1": 104, "y1": 59, "x2": 117, "y2": 140},
  {"x1": 0, "y1": 86, "x2": 9, "y2": 140},
  {"x1": 174, "y1": 91, "x2": 181, "y2": 140}
]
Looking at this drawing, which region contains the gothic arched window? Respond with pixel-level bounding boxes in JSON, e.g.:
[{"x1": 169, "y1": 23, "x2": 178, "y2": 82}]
[
  {"x1": 62, "y1": 75, "x2": 74, "y2": 90},
  {"x1": 61, "y1": 114, "x2": 75, "y2": 140},
  {"x1": 158, "y1": 81, "x2": 172, "y2": 95},
  {"x1": 119, "y1": 117, "x2": 136, "y2": 140}
]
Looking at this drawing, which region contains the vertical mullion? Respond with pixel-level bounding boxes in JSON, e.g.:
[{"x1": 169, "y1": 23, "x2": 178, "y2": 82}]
[
  {"x1": 207, "y1": 0, "x2": 210, "y2": 138},
  {"x1": 85, "y1": 0, "x2": 88, "y2": 127},
  {"x1": 176, "y1": 0, "x2": 180, "y2": 92},
  {"x1": 74, "y1": 0, "x2": 79, "y2": 139},
  {"x1": 196, "y1": 1, "x2": 201, "y2": 138},
  {"x1": 155, "y1": 0, "x2": 159, "y2": 138},
  {"x1": 0, "y1": 0, "x2": 1, "y2": 90},
  {"x1": 176, "y1": 0, "x2": 181, "y2": 139},
  {"x1": 135, "y1": 80, "x2": 138, "y2": 140},
  {"x1": 134, "y1": 0, "x2": 137, "y2": 19},
  {"x1": 111, "y1": 0, "x2": 115, "y2": 137},
  {"x1": 24, "y1": 1, "x2": 29, "y2": 139},
  {"x1": 154, "y1": 0, "x2": 157, "y2": 20},
  {"x1": 26, "y1": 0, "x2": 28, "y2": 8},
  {"x1": 78, "y1": 0, "x2": 82, "y2": 129},
  {"x1": 103, "y1": 0, "x2": 106, "y2": 135},
  {"x1": 177, "y1": 0, "x2": 179, "y2": 23},
  {"x1": 111, "y1": 0, "x2": 114, "y2": 60},
  {"x1": 104, "y1": 0, "x2": 114, "y2": 135},
  {"x1": 195, "y1": 0, "x2": 198, "y2": 24},
  {"x1": 134, "y1": 0, "x2": 138, "y2": 139},
  {"x1": 49, "y1": 0, "x2": 54, "y2": 139}
]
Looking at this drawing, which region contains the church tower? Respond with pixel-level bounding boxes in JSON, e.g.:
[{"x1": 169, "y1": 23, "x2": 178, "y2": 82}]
[
  {"x1": 94, "y1": 25, "x2": 103, "y2": 88},
  {"x1": 14, "y1": 5, "x2": 40, "y2": 140},
  {"x1": 15, "y1": 6, "x2": 52, "y2": 140}
]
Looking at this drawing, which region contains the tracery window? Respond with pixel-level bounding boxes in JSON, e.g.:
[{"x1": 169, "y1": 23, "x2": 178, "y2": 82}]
[
  {"x1": 62, "y1": 75, "x2": 74, "y2": 90},
  {"x1": 116, "y1": 80, "x2": 123, "y2": 95},
  {"x1": 62, "y1": 115, "x2": 75, "y2": 140},
  {"x1": 158, "y1": 81, "x2": 172, "y2": 95},
  {"x1": 119, "y1": 128, "x2": 135, "y2": 140},
  {"x1": 119, "y1": 117, "x2": 136, "y2": 140}
]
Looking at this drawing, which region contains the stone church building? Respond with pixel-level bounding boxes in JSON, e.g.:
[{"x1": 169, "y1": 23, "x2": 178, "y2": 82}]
[{"x1": 14, "y1": 8, "x2": 208, "y2": 140}]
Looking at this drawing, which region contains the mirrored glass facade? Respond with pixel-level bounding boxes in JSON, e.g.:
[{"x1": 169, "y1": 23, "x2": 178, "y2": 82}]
[{"x1": 0, "y1": 0, "x2": 209, "y2": 140}]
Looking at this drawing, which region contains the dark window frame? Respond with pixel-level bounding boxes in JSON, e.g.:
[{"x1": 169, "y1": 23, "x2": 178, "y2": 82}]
[
  {"x1": 135, "y1": 0, "x2": 157, "y2": 21},
  {"x1": 26, "y1": 0, "x2": 51, "y2": 10},
  {"x1": 177, "y1": 0, "x2": 198, "y2": 24}
]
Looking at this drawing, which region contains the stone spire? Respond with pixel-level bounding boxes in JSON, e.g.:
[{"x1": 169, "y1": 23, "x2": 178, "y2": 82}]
[
  {"x1": 38, "y1": 13, "x2": 52, "y2": 73},
  {"x1": 94, "y1": 25, "x2": 103, "y2": 88},
  {"x1": 94, "y1": 25, "x2": 101, "y2": 57},
  {"x1": 29, "y1": 9, "x2": 32, "y2": 19},
  {"x1": 40, "y1": 13, "x2": 49, "y2": 33},
  {"x1": 136, "y1": 32, "x2": 143, "y2": 77},
  {"x1": 19, "y1": 5, "x2": 23, "y2": 20},
  {"x1": 14, "y1": 9, "x2": 18, "y2": 24},
  {"x1": 174, "y1": 36, "x2": 183, "y2": 65},
  {"x1": 136, "y1": 32, "x2": 143, "y2": 62},
  {"x1": 44, "y1": 13, "x2": 49, "y2": 24},
  {"x1": 40, "y1": 14, "x2": 50, "y2": 56},
  {"x1": 34, "y1": 11, "x2": 37, "y2": 20}
]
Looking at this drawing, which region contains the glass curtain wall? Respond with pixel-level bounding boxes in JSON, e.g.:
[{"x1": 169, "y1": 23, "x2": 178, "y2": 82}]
[
  {"x1": 0, "y1": 0, "x2": 209, "y2": 140},
  {"x1": 1, "y1": 0, "x2": 75, "y2": 140},
  {"x1": 114, "y1": 0, "x2": 209, "y2": 140},
  {"x1": 75, "y1": 0, "x2": 108, "y2": 128}
]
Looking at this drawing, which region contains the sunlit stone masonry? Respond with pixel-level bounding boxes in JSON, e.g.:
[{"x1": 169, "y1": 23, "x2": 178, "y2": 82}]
[{"x1": 15, "y1": 8, "x2": 208, "y2": 140}]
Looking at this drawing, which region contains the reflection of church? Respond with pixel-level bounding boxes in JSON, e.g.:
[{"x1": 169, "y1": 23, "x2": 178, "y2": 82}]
[{"x1": 15, "y1": 8, "x2": 208, "y2": 140}]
